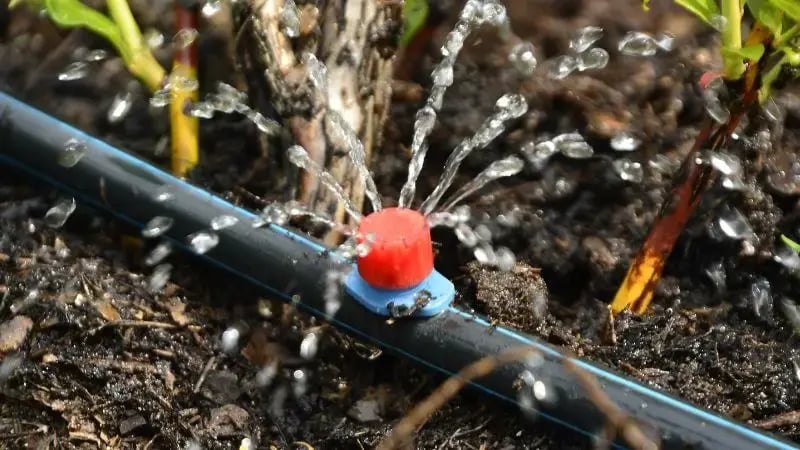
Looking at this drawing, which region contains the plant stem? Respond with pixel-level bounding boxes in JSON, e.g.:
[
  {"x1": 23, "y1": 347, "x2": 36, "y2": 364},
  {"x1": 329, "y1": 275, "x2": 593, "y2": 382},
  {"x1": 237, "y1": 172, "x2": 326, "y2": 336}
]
[
  {"x1": 170, "y1": 4, "x2": 200, "y2": 177},
  {"x1": 721, "y1": 0, "x2": 744, "y2": 79},
  {"x1": 610, "y1": 25, "x2": 770, "y2": 315},
  {"x1": 106, "y1": 0, "x2": 165, "y2": 92}
]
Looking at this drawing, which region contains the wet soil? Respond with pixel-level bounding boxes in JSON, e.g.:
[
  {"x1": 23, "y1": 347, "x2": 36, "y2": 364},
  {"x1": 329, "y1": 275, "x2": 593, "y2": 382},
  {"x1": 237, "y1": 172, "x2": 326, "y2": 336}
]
[{"x1": 2, "y1": 0, "x2": 800, "y2": 448}]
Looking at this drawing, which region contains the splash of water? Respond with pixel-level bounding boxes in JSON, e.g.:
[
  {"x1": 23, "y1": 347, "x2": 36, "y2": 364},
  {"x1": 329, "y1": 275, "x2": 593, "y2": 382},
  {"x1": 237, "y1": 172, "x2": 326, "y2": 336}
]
[
  {"x1": 287, "y1": 146, "x2": 362, "y2": 222},
  {"x1": 440, "y1": 155, "x2": 524, "y2": 211},
  {"x1": 325, "y1": 111, "x2": 382, "y2": 211},
  {"x1": 420, "y1": 94, "x2": 528, "y2": 215},
  {"x1": 398, "y1": 0, "x2": 505, "y2": 208}
]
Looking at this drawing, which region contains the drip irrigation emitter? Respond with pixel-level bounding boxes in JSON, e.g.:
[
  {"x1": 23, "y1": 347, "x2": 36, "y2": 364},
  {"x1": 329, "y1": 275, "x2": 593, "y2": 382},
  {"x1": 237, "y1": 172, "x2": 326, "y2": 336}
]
[{"x1": 0, "y1": 91, "x2": 796, "y2": 450}]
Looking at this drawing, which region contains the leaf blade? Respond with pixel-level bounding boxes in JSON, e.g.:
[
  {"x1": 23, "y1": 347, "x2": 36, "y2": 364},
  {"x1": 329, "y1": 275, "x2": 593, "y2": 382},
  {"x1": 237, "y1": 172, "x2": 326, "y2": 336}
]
[
  {"x1": 43, "y1": 0, "x2": 130, "y2": 61},
  {"x1": 675, "y1": 0, "x2": 721, "y2": 25}
]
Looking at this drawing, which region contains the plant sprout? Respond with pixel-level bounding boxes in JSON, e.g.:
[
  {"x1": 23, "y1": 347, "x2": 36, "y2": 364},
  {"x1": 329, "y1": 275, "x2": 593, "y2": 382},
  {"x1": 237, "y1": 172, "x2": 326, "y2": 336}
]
[
  {"x1": 10, "y1": 0, "x2": 200, "y2": 177},
  {"x1": 611, "y1": 0, "x2": 800, "y2": 314}
]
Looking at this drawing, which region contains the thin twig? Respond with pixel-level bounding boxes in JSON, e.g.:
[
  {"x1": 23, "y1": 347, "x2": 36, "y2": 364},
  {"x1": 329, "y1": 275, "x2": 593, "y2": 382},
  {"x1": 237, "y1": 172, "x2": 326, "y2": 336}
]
[
  {"x1": 193, "y1": 356, "x2": 217, "y2": 393},
  {"x1": 376, "y1": 346, "x2": 538, "y2": 450},
  {"x1": 563, "y1": 359, "x2": 658, "y2": 449}
]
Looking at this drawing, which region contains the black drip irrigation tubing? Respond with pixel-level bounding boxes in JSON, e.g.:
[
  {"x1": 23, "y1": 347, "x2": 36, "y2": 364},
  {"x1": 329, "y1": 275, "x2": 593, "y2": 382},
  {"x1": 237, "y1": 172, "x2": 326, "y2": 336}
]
[{"x1": 0, "y1": 91, "x2": 796, "y2": 450}]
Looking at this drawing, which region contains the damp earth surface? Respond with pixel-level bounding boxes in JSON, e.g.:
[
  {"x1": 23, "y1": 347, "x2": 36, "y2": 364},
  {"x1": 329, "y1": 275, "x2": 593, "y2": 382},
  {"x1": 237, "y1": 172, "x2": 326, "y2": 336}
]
[{"x1": 2, "y1": 0, "x2": 800, "y2": 448}]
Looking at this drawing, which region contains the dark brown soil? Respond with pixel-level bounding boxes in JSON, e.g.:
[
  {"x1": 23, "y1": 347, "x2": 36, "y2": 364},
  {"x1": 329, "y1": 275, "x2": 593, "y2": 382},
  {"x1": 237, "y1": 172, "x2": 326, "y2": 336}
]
[{"x1": 2, "y1": 0, "x2": 800, "y2": 449}]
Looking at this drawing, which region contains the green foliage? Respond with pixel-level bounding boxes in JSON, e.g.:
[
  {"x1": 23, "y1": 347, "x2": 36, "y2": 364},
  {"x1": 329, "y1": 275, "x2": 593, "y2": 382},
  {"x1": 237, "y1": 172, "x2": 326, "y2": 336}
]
[
  {"x1": 646, "y1": 0, "x2": 800, "y2": 96},
  {"x1": 768, "y1": 0, "x2": 800, "y2": 22},
  {"x1": 401, "y1": 0, "x2": 429, "y2": 47},
  {"x1": 747, "y1": 0, "x2": 784, "y2": 35},
  {"x1": 11, "y1": 0, "x2": 164, "y2": 91},
  {"x1": 721, "y1": 43, "x2": 765, "y2": 61},
  {"x1": 782, "y1": 234, "x2": 800, "y2": 252},
  {"x1": 674, "y1": 0, "x2": 720, "y2": 25},
  {"x1": 42, "y1": 0, "x2": 132, "y2": 61}
]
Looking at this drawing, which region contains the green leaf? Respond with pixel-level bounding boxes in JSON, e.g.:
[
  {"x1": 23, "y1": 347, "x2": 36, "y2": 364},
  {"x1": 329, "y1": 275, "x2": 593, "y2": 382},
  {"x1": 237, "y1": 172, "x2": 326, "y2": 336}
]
[
  {"x1": 675, "y1": 0, "x2": 721, "y2": 25},
  {"x1": 767, "y1": 0, "x2": 800, "y2": 22},
  {"x1": 782, "y1": 234, "x2": 800, "y2": 252},
  {"x1": 400, "y1": 0, "x2": 429, "y2": 47},
  {"x1": 722, "y1": 43, "x2": 766, "y2": 60},
  {"x1": 747, "y1": 0, "x2": 783, "y2": 35},
  {"x1": 43, "y1": 0, "x2": 131, "y2": 61}
]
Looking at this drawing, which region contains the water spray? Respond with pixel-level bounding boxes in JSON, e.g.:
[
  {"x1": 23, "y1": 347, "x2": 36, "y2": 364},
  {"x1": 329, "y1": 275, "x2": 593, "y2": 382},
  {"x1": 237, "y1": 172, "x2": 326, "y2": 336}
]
[{"x1": 1, "y1": 91, "x2": 796, "y2": 450}]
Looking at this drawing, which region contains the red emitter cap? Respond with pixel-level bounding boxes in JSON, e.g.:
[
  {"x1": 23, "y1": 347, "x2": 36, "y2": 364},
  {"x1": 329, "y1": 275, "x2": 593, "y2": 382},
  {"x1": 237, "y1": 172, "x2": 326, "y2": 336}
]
[{"x1": 355, "y1": 207, "x2": 434, "y2": 290}]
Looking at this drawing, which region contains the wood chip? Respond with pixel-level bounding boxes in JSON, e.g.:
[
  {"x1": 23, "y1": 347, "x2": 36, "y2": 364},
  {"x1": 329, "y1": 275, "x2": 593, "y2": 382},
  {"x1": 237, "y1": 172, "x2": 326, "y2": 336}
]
[{"x1": 0, "y1": 315, "x2": 33, "y2": 352}]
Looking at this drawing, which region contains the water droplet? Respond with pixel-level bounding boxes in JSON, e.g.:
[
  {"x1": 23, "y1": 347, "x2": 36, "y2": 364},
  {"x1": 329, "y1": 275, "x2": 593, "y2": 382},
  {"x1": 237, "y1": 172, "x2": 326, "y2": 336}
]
[
  {"x1": 221, "y1": 327, "x2": 240, "y2": 353},
  {"x1": 142, "y1": 216, "x2": 174, "y2": 238},
  {"x1": 168, "y1": 73, "x2": 199, "y2": 92},
  {"x1": 201, "y1": 0, "x2": 223, "y2": 17},
  {"x1": 656, "y1": 32, "x2": 675, "y2": 51},
  {"x1": 145, "y1": 242, "x2": 172, "y2": 266},
  {"x1": 618, "y1": 32, "x2": 658, "y2": 57},
  {"x1": 153, "y1": 187, "x2": 174, "y2": 203},
  {"x1": 45, "y1": 198, "x2": 76, "y2": 228},
  {"x1": 479, "y1": 2, "x2": 507, "y2": 26},
  {"x1": 705, "y1": 261, "x2": 726, "y2": 291},
  {"x1": 58, "y1": 61, "x2": 89, "y2": 81},
  {"x1": 610, "y1": 132, "x2": 641, "y2": 151},
  {"x1": 455, "y1": 223, "x2": 478, "y2": 247},
  {"x1": 775, "y1": 243, "x2": 800, "y2": 270},
  {"x1": 703, "y1": 90, "x2": 730, "y2": 124},
  {"x1": 495, "y1": 93, "x2": 528, "y2": 118},
  {"x1": 248, "y1": 110, "x2": 280, "y2": 134},
  {"x1": 432, "y1": 65, "x2": 454, "y2": 87},
  {"x1": 257, "y1": 202, "x2": 289, "y2": 226},
  {"x1": 302, "y1": 53, "x2": 327, "y2": 93},
  {"x1": 706, "y1": 151, "x2": 742, "y2": 177},
  {"x1": 187, "y1": 231, "x2": 219, "y2": 254},
  {"x1": 59, "y1": 138, "x2": 88, "y2": 167},
  {"x1": 570, "y1": 26, "x2": 604, "y2": 53},
  {"x1": 239, "y1": 438, "x2": 254, "y2": 450},
  {"x1": 577, "y1": 47, "x2": 609, "y2": 71},
  {"x1": 324, "y1": 269, "x2": 346, "y2": 317},
  {"x1": 150, "y1": 89, "x2": 170, "y2": 108},
  {"x1": 300, "y1": 332, "x2": 319, "y2": 360},
  {"x1": 280, "y1": 0, "x2": 300, "y2": 38},
  {"x1": 173, "y1": 28, "x2": 199, "y2": 49},
  {"x1": 440, "y1": 156, "x2": 524, "y2": 210},
  {"x1": 210, "y1": 214, "x2": 239, "y2": 230},
  {"x1": 107, "y1": 92, "x2": 133, "y2": 123},
  {"x1": 763, "y1": 97, "x2": 784, "y2": 123},
  {"x1": 189, "y1": 101, "x2": 214, "y2": 119},
  {"x1": 143, "y1": 28, "x2": 165, "y2": 49},
  {"x1": 612, "y1": 159, "x2": 644, "y2": 183},
  {"x1": 474, "y1": 244, "x2": 497, "y2": 265},
  {"x1": 749, "y1": 278, "x2": 772, "y2": 319},
  {"x1": 292, "y1": 368, "x2": 308, "y2": 397},
  {"x1": 495, "y1": 247, "x2": 515, "y2": 271},
  {"x1": 509, "y1": 41, "x2": 538, "y2": 76},
  {"x1": 84, "y1": 49, "x2": 108, "y2": 62},
  {"x1": 522, "y1": 140, "x2": 557, "y2": 171},
  {"x1": 710, "y1": 14, "x2": 727, "y2": 32},
  {"x1": 147, "y1": 263, "x2": 173, "y2": 293},
  {"x1": 554, "y1": 133, "x2": 593, "y2": 159},
  {"x1": 547, "y1": 55, "x2": 578, "y2": 80},
  {"x1": 717, "y1": 207, "x2": 753, "y2": 240},
  {"x1": 722, "y1": 176, "x2": 746, "y2": 191},
  {"x1": 649, "y1": 154, "x2": 679, "y2": 174},
  {"x1": 286, "y1": 146, "x2": 362, "y2": 220},
  {"x1": 780, "y1": 297, "x2": 800, "y2": 331}
]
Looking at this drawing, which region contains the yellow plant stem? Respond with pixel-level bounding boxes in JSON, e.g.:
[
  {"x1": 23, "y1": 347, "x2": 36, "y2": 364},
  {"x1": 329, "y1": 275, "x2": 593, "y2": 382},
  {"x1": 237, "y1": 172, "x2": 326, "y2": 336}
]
[
  {"x1": 721, "y1": 0, "x2": 744, "y2": 79},
  {"x1": 107, "y1": 0, "x2": 199, "y2": 177},
  {"x1": 169, "y1": 62, "x2": 200, "y2": 177}
]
